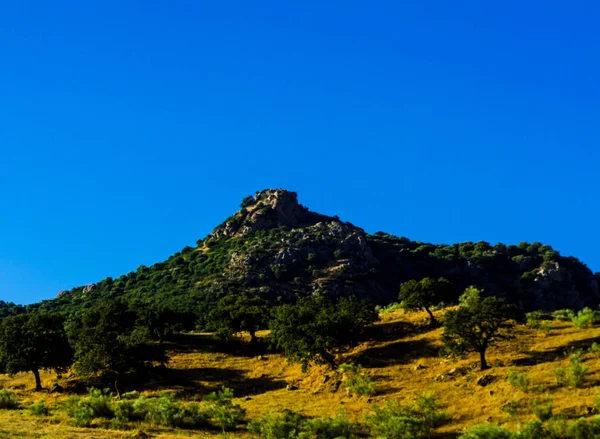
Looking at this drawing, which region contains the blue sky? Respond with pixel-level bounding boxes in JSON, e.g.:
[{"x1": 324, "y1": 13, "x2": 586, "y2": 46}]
[{"x1": 1, "y1": 1, "x2": 599, "y2": 304}]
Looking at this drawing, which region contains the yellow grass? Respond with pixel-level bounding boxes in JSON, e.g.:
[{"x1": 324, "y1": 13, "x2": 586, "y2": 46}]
[{"x1": 3, "y1": 309, "x2": 600, "y2": 437}]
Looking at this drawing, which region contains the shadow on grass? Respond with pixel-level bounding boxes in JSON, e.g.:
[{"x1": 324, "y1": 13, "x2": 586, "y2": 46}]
[
  {"x1": 164, "y1": 333, "x2": 270, "y2": 357},
  {"x1": 352, "y1": 338, "x2": 440, "y2": 368},
  {"x1": 512, "y1": 334, "x2": 599, "y2": 367}
]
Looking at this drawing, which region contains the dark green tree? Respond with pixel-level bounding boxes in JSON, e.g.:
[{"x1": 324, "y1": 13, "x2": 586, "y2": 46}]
[
  {"x1": 442, "y1": 289, "x2": 524, "y2": 370},
  {"x1": 0, "y1": 313, "x2": 73, "y2": 391},
  {"x1": 66, "y1": 300, "x2": 167, "y2": 377},
  {"x1": 208, "y1": 294, "x2": 270, "y2": 343},
  {"x1": 269, "y1": 295, "x2": 377, "y2": 370},
  {"x1": 135, "y1": 303, "x2": 197, "y2": 344},
  {"x1": 399, "y1": 277, "x2": 452, "y2": 325}
]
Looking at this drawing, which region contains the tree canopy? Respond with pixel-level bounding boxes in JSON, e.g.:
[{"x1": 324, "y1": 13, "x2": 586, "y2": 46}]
[
  {"x1": 66, "y1": 300, "x2": 167, "y2": 377},
  {"x1": 208, "y1": 294, "x2": 270, "y2": 343},
  {"x1": 0, "y1": 312, "x2": 72, "y2": 390},
  {"x1": 269, "y1": 295, "x2": 377, "y2": 370},
  {"x1": 399, "y1": 277, "x2": 452, "y2": 325},
  {"x1": 442, "y1": 288, "x2": 525, "y2": 370}
]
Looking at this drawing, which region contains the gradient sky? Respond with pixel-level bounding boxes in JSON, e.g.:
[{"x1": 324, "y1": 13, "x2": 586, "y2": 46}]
[{"x1": 1, "y1": 1, "x2": 599, "y2": 305}]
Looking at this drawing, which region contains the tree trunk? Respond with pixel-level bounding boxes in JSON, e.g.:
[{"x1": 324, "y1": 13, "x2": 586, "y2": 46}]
[
  {"x1": 249, "y1": 330, "x2": 256, "y2": 344},
  {"x1": 32, "y1": 368, "x2": 42, "y2": 391},
  {"x1": 425, "y1": 307, "x2": 438, "y2": 326},
  {"x1": 479, "y1": 349, "x2": 488, "y2": 370}
]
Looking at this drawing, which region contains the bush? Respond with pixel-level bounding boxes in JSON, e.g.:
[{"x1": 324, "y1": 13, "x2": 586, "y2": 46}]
[
  {"x1": 338, "y1": 363, "x2": 376, "y2": 396},
  {"x1": 499, "y1": 401, "x2": 521, "y2": 417},
  {"x1": 553, "y1": 309, "x2": 574, "y2": 322},
  {"x1": 248, "y1": 409, "x2": 304, "y2": 439},
  {"x1": 567, "y1": 350, "x2": 587, "y2": 388},
  {"x1": 518, "y1": 420, "x2": 545, "y2": 439},
  {"x1": 532, "y1": 398, "x2": 553, "y2": 422},
  {"x1": 507, "y1": 371, "x2": 530, "y2": 392},
  {"x1": 376, "y1": 303, "x2": 404, "y2": 314},
  {"x1": 571, "y1": 308, "x2": 600, "y2": 329},
  {"x1": 0, "y1": 389, "x2": 18, "y2": 409},
  {"x1": 554, "y1": 367, "x2": 567, "y2": 387},
  {"x1": 204, "y1": 387, "x2": 246, "y2": 432},
  {"x1": 589, "y1": 342, "x2": 600, "y2": 357},
  {"x1": 365, "y1": 394, "x2": 447, "y2": 439},
  {"x1": 567, "y1": 417, "x2": 600, "y2": 438},
  {"x1": 30, "y1": 399, "x2": 50, "y2": 416},
  {"x1": 526, "y1": 311, "x2": 543, "y2": 329},
  {"x1": 86, "y1": 388, "x2": 114, "y2": 419},
  {"x1": 300, "y1": 413, "x2": 356, "y2": 439},
  {"x1": 458, "y1": 424, "x2": 511, "y2": 439}
]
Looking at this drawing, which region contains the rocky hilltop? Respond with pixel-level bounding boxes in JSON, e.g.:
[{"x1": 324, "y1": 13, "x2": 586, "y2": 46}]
[{"x1": 36, "y1": 189, "x2": 600, "y2": 317}]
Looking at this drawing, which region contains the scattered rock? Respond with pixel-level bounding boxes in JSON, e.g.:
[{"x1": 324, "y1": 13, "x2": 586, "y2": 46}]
[
  {"x1": 476, "y1": 375, "x2": 495, "y2": 387},
  {"x1": 414, "y1": 364, "x2": 426, "y2": 371},
  {"x1": 245, "y1": 397, "x2": 252, "y2": 401},
  {"x1": 56, "y1": 290, "x2": 69, "y2": 299},
  {"x1": 82, "y1": 284, "x2": 97, "y2": 294},
  {"x1": 587, "y1": 406, "x2": 598, "y2": 415},
  {"x1": 286, "y1": 384, "x2": 298, "y2": 391},
  {"x1": 447, "y1": 368, "x2": 457, "y2": 375}
]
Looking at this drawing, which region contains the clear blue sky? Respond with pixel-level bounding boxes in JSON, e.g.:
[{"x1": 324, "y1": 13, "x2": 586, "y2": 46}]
[{"x1": 1, "y1": 2, "x2": 599, "y2": 305}]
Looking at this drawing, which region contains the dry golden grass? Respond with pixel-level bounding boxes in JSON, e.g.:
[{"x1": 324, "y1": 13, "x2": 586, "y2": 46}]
[{"x1": 3, "y1": 308, "x2": 600, "y2": 437}]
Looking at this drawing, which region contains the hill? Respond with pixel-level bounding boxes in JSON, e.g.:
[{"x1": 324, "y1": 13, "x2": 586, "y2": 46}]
[{"x1": 31, "y1": 188, "x2": 599, "y2": 318}]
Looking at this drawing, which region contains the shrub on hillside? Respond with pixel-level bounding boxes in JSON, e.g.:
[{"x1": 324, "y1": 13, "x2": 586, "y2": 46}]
[
  {"x1": 338, "y1": 363, "x2": 376, "y2": 397},
  {"x1": 0, "y1": 389, "x2": 18, "y2": 410},
  {"x1": 507, "y1": 371, "x2": 530, "y2": 393},
  {"x1": 204, "y1": 386, "x2": 246, "y2": 432},
  {"x1": 458, "y1": 424, "x2": 511, "y2": 439},
  {"x1": 532, "y1": 398, "x2": 553, "y2": 422},
  {"x1": 300, "y1": 413, "x2": 356, "y2": 439},
  {"x1": 589, "y1": 342, "x2": 600, "y2": 357},
  {"x1": 30, "y1": 399, "x2": 50, "y2": 416},
  {"x1": 248, "y1": 409, "x2": 305, "y2": 439},
  {"x1": 571, "y1": 308, "x2": 600, "y2": 328},
  {"x1": 553, "y1": 309, "x2": 574, "y2": 322},
  {"x1": 365, "y1": 394, "x2": 447, "y2": 439}
]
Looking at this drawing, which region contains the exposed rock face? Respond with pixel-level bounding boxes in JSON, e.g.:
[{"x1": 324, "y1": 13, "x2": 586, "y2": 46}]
[
  {"x1": 56, "y1": 290, "x2": 69, "y2": 299},
  {"x1": 82, "y1": 284, "x2": 97, "y2": 295}
]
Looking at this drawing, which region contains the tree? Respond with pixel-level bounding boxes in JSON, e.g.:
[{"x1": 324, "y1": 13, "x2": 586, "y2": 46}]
[
  {"x1": 399, "y1": 278, "x2": 452, "y2": 325},
  {"x1": 269, "y1": 295, "x2": 377, "y2": 370},
  {"x1": 208, "y1": 294, "x2": 270, "y2": 343},
  {"x1": 66, "y1": 300, "x2": 167, "y2": 377},
  {"x1": 442, "y1": 288, "x2": 524, "y2": 370},
  {"x1": 135, "y1": 303, "x2": 197, "y2": 344},
  {"x1": 0, "y1": 313, "x2": 73, "y2": 391}
]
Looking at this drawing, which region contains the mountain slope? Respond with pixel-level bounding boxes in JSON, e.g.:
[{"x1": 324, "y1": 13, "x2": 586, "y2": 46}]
[{"x1": 33, "y1": 189, "x2": 600, "y2": 317}]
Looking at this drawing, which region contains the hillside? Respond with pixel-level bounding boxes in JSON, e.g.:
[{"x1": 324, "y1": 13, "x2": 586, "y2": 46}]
[
  {"x1": 4, "y1": 308, "x2": 600, "y2": 438},
  {"x1": 32, "y1": 188, "x2": 600, "y2": 318}
]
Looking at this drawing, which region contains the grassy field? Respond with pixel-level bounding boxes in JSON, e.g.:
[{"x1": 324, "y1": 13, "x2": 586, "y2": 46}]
[{"x1": 2, "y1": 308, "x2": 600, "y2": 438}]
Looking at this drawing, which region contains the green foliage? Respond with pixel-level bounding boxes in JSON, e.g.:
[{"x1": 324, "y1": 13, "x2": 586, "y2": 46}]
[
  {"x1": 458, "y1": 424, "x2": 511, "y2": 439},
  {"x1": 0, "y1": 389, "x2": 18, "y2": 410},
  {"x1": 204, "y1": 386, "x2": 246, "y2": 432},
  {"x1": 209, "y1": 294, "x2": 270, "y2": 342},
  {"x1": 442, "y1": 289, "x2": 524, "y2": 370},
  {"x1": 532, "y1": 398, "x2": 553, "y2": 422},
  {"x1": 399, "y1": 278, "x2": 452, "y2": 324},
  {"x1": 338, "y1": 363, "x2": 376, "y2": 396},
  {"x1": 0, "y1": 312, "x2": 72, "y2": 390},
  {"x1": 135, "y1": 303, "x2": 197, "y2": 343},
  {"x1": 553, "y1": 309, "x2": 575, "y2": 322},
  {"x1": 269, "y1": 295, "x2": 377, "y2": 370},
  {"x1": 571, "y1": 308, "x2": 600, "y2": 328},
  {"x1": 554, "y1": 367, "x2": 568, "y2": 387},
  {"x1": 499, "y1": 401, "x2": 521, "y2": 417},
  {"x1": 507, "y1": 371, "x2": 530, "y2": 392},
  {"x1": 365, "y1": 394, "x2": 447, "y2": 439},
  {"x1": 29, "y1": 399, "x2": 50, "y2": 416},
  {"x1": 589, "y1": 342, "x2": 600, "y2": 356},
  {"x1": 553, "y1": 350, "x2": 587, "y2": 388},
  {"x1": 567, "y1": 417, "x2": 600, "y2": 439},
  {"x1": 518, "y1": 420, "x2": 545, "y2": 439},
  {"x1": 248, "y1": 409, "x2": 305, "y2": 439},
  {"x1": 66, "y1": 300, "x2": 167, "y2": 376},
  {"x1": 249, "y1": 410, "x2": 356, "y2": 439},
  {"x1": 376, "y1": 303, "x2": 404, "y2": 314}
]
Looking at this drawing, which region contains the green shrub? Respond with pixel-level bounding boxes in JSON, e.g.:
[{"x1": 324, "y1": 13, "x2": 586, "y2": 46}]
[
  {"x1": 526, "y1": 312, "x2": 543, "y2": 329},
  {"x1": 29, "y1": 399, "x2": 50, "y2": 416},
  {"x1": 554, "y1": 367, "x2": 567, "y2": 387},
  {"x1": 499, "y1": 401, "x2": 521, "y2": 417},
  {"x1": 538, "y1": 321, "x2": 552, "y2": 336},
  {"x1": 507, "y1": 371, "x2": 530, "y2": 392},
  {"x1": 86, "y1": 388, "x2": 114, "y2": 419},
  {"x1": 69, "y1": 400, "x2": 95, "y2": 428},
  {"x1": 553, "y1": 309, "x2": 574, "y2": 322},
  {"x1": 299, "y1": 413, "x2": 356, "y2": 439},
  {"x1": 248, "y1": 409, "x2": 304, "y2": 439},
  {"x1": 121, "y1": 390, "x2": 140, "y2": 400},
  {"x1": 204, "y1": 387, "x2": 246, "y2": 432},
  {"x1": 567, "y1": 417, "x2": 600, "y2": 439},
  {"x1": 0, "y1": 389, "x2": 18, "y2": 410},
  {"x1": 114, "y1": 400, "x2": 137, "y2": 422},
  {"x1": 568, "y1": 350, "x2": 587, "y2": 388},
  {"x1": 589, "y1": 342, "x2": 600, "y2": 357},
  {"x1": 365, "y1": 394, "x2": 447, "y2": 439},
  {"x1": 571, "y1": 308, "x2": 600, "y2": 329},
  {"x1": 458, "y1": 424, "x2": 511, "y2": 439},
  {"x1": 377, "y1": 303, "x2": 404, "y2": 314},
  {"x1": 518, "y1": 420, "x2": 545, "y2": 439},
  {"x1": 338, "y1": 363, "x2": 376, "y2": 396},
  {"x1": 532, "y1": 398, "x2": 553, "y2": 422}
]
